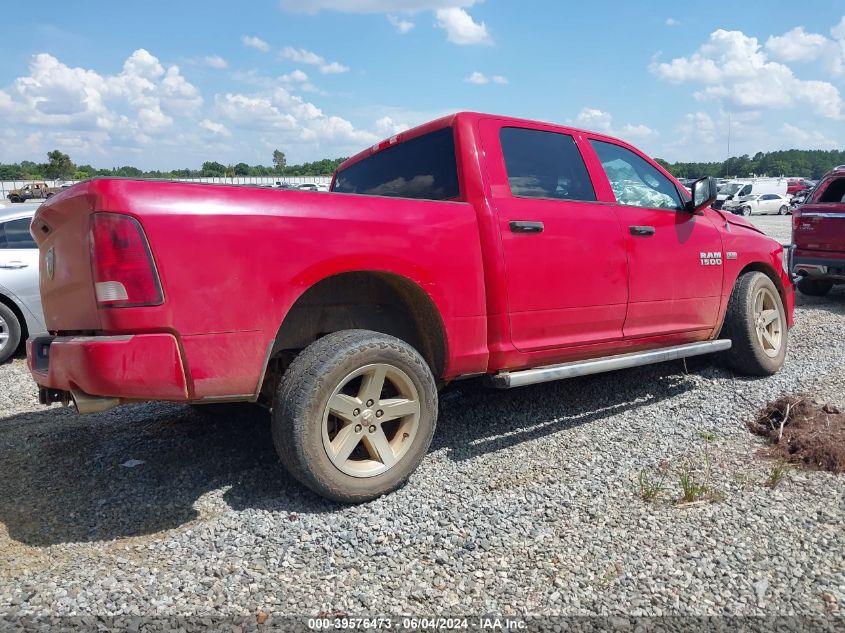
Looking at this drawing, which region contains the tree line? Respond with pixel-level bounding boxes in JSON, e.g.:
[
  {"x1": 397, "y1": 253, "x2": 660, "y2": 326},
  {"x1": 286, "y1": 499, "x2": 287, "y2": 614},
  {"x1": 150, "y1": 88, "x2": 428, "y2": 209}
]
[
  {"x1": 0, "y1": 149, "x2": 348, "y2": 181},
  {"x1": 3, "y1": 147, "x2": 845, "y2": 183},
  {"x1": 655, "y1": 149, "x2": 845, "y2": 180}
]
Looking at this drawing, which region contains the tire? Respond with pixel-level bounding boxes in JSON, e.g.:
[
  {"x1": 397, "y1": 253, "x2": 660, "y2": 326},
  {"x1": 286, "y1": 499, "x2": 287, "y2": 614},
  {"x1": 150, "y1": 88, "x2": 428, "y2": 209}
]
[
  {"x1": 796, "y1": 277, "x2": 833, "y2": 297},
  {"x1": 272, "y1": 330, "x2": 438, "y2": 503},
  {"x1": 741, "y1": 206, "x2": 751, "y2": 216},
  {"x1": 778, "y1": 205, "x2": 789, "y2": 215},
  {"x1": 8, "y1": 195, "x2": 20, "y2": 203},
  {"x1": 720, "y1": 272, "x2": 787, "y2": 376},
  {"x1": 0, "y1": 302, "x2": 22, "y2": 364}
]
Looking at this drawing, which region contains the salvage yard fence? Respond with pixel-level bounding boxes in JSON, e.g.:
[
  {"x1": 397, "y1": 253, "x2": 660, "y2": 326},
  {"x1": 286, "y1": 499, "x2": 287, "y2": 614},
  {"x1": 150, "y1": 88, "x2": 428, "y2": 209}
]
[{"x1": 0, "y1": 176, "x2": 332, "y2": 200}]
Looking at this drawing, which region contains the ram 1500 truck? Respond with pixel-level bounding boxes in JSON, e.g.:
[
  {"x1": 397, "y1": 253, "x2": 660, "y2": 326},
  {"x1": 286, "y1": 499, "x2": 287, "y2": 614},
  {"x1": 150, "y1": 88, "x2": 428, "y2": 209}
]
[{"x1": 27, "y1": 112, "x2": 794, "y2": 502}]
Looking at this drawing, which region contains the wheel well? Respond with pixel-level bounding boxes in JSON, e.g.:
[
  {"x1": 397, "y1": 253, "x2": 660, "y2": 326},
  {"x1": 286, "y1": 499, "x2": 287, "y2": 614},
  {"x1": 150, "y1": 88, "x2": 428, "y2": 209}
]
[
  {"x1": 0, "y1": 294, "x2": 28, "y2": 348},
  {"x1": 738, "y1": 262, "x2": 787, "y2": 304},
  {"x1": 262, "y1": 272, "x2": 447, "y2": 397}
]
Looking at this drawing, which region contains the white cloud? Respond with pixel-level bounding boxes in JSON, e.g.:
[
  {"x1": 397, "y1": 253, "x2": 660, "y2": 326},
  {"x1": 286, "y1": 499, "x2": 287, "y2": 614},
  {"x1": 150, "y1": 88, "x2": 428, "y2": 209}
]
[
  {"x1": 202, "y1": 55, "x2": 228, "y2": 69},
  {"x1": 435, "y1": 8, "x2": 491, "y2": 45},
  {"x1": 665, "y1": 18, "x2": 679, "y2": 27},
  {"x1": 779, "y1": 123, "x2": 838, "y2": 149},
  {"x1": 573, "y1": 107, "x2": 657, "y2": 141},
  {"x1": 280, "y1": 0, "x2": 477, "y2": 13},
  {"x1": 765, "y1": 27, "x2": 828, "y2": 62},
  {"x1": 319, "y1": 61, "x2": 350, "y2": 74},
  {"x1": 464, "y1": 71, "x2": 508, "y2": 85},
  {"x1": 199, "y1": 118, "x2": 231, "y2": 137},
  {"x1": 242, "y1": 35, "x2": 271, "y2": 52},
  {"x1": 280, "y1": 69, "x2": 310, "y2": 82},
  {"x1": 650, "y1": 29, "x2": 843, "y2": 119},
  {"x1": 388, "y1": 14, "x2": 415, "y2": 33},
  {"x1": 281, "y1": 47, "x2": 350, "y2": 74},
  {"x1": 374, "y1": 116, "x2": 410, "y2": 136}
]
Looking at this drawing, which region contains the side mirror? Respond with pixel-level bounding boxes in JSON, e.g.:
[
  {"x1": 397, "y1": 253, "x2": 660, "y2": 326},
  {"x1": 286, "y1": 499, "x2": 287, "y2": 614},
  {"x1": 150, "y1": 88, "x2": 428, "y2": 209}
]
[{"x1": 686, "y1": 176, "x2": 718, "y2": 213}]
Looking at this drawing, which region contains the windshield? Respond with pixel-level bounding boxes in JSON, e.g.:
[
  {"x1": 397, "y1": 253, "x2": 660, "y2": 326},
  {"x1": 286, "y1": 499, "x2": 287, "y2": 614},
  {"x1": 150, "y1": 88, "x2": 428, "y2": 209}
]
[{"x1": 718, "y1": 183, "x2": 743, "y2": 195}]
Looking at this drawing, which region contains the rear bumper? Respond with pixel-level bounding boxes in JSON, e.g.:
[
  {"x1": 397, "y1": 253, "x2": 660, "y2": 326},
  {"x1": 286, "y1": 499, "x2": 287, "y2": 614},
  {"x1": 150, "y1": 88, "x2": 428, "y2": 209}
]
[
  {"x1": 27, "y1": 333, "x2": 189, "y2": 401},
  {"x1": 793, "y1": 249, "x2": 845, "y2": 281}
]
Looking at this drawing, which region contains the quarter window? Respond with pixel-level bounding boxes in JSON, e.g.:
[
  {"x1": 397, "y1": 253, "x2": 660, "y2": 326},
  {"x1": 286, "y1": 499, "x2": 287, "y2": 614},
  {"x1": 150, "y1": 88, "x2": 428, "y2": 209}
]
[
  {"x1": 499, "y1": 127, "x2": 596, "y2": 201},
  {"x1": 333, "y1": 127, "x2": 460, "y2": 201},
  {"x1": 0, "y1": 218, "x2": 36, "y2": 249},
  {"x1": 590, "y1": 140, "x2": 683, "y2": 211}
]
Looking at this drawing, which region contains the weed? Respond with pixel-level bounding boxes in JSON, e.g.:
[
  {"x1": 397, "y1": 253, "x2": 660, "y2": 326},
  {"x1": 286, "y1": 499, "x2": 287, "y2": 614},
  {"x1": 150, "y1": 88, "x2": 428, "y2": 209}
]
[
  {"x1": 767, "y1": 458, "x2": 791, "y2": 489},
  {"x1": 699, "y1": 430, "x2": 719, "y2": 442},
  {"x1": 638, "y1": 469, "x2": 666, "y2": 503},
  {"x1": 678, "y1": 462, "x2": 709, "y2": 503}
]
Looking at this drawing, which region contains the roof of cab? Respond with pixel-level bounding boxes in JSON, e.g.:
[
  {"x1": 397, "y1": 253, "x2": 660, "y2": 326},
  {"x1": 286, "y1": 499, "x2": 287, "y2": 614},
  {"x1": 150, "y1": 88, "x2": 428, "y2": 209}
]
[{"x1": 335, "y1": 111, "x2": 607, "y2": 174}]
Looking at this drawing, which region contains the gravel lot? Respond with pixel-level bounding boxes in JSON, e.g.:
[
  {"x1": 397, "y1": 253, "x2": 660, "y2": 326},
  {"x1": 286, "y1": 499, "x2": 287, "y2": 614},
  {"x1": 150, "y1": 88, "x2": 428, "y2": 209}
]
[{"x1": 1, "y1": 215, "x2": 843, "y2": 622}]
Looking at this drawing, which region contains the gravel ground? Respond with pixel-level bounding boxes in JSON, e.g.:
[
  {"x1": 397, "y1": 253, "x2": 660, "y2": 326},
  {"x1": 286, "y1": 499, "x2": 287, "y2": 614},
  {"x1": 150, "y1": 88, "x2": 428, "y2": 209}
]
[{"x1": 1, "y1": 216, "x2": 843, "y2": 622}]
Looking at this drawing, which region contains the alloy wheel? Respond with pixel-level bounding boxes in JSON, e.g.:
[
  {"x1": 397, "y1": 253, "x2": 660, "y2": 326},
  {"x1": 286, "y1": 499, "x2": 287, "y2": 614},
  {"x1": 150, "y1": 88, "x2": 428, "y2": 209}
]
[
  {"x1": 753, "y1": 287, "x2": 783, "y2": 358},
  {"x1": 321, "y1": 363, "x2": 421, "y2": 478}
]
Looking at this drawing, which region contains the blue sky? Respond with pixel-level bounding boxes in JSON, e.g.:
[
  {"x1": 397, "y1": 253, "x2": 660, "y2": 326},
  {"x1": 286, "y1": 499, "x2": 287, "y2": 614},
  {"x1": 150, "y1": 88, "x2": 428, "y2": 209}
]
[{"x1": 0, "y1": 0, "x2": 844, "y2": 169}]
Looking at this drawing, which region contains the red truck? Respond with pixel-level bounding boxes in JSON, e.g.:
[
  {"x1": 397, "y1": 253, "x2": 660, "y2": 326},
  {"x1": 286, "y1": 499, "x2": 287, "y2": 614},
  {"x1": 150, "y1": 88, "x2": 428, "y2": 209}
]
[
  {"x1": 792, "y1": 165, "x2": 845, "y2": 296},
  {"x1": 27, "y1": 112, "x2": 794, "y2": 502}
]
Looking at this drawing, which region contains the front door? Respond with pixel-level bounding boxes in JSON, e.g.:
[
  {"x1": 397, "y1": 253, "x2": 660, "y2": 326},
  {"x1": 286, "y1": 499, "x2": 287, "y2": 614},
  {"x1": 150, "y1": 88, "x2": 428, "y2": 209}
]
[
  {"x1": 480, "y1": 120, "x2": 628, "y2": 352},
  {"x1": 586, "y1": 139, "x2": 724, "y2": 339}
]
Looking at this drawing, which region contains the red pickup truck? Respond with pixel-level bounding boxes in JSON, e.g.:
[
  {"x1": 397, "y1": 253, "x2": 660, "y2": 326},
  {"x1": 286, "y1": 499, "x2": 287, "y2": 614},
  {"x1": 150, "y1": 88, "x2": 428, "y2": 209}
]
[
  {"x1": 792, "y1": 165, "x2": 845, "y2": 296},
  {"x1": 27, "y1": 112, "x2": 794, "y2": 502}
]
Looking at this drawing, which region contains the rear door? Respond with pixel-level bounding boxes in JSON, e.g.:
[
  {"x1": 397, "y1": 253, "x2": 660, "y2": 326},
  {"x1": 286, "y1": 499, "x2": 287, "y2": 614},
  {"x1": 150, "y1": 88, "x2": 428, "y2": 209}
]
[
  {"x1": 0, "y1": 215, "x2": 43, "y2": 325},
  {"x1": 797, "y1": 176, "x2": 845, "y2": 252},
  {"x1": 479, "y1": 120, "x2": 628, "y2": 352},
  {"x1": 585, "y1": 138, "x2": 724, "y2": 339}
]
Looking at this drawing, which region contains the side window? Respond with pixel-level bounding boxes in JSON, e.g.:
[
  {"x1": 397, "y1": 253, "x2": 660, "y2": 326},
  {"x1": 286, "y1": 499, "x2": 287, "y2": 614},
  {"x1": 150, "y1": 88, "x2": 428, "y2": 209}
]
[
  {"x1": 816, "y1": 178, "x2": 845, "y2": 203},
  {"x1": 589, "y1": 140, "x2": 683, "y2": 211},
  {"x1": 499, "y1": 127, "x2": 596, "y2": 201},
  {"x1": 0, "y1": 218, "x2": 37, "y2": 249},
  {"x1": 760, "y1": 194, "x2": 774, "y2": 200}
]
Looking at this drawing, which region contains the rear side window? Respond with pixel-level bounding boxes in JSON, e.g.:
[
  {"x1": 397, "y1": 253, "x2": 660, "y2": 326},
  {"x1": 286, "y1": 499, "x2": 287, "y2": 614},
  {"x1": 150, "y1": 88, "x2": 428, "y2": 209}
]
[
  {"x1": 333, "y1": 127, "x2": 460, "y2": 201},
  {"x1": 499, "y1": 127, "x2": 596, "y2": 201},
  {"x1": 0, "y1": 217, "x2": 36, "y2": 249},
  {"x1": 590, "y1": 140, "x2": 683, "y2": 211},
  {"x1": 815, "y1": 178, "x2": 845, "y2": 203}
]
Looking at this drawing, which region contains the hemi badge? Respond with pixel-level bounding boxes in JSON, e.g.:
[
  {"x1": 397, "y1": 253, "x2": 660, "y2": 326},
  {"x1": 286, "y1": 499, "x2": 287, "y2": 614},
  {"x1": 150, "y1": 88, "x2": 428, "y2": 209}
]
[{"x1": 726, "y1": 252, "x2": 737, "y2": 260}]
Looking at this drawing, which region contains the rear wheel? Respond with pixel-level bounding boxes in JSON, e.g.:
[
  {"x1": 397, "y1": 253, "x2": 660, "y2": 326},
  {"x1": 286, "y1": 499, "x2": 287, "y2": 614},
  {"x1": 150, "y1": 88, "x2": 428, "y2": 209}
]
[
  {"x1": 796, "y1": 277, "x2": 833, "y2": 297},
  {"x1": 272, "y1": 330, "x2": 437, "y2": 503},
  {"x1": 0, "y1": 302, "x2": 22, "y2": 364},
  {"x1": 778, "y1": 205, "x2": 789, "y2": 215},
  {"x1": 720, "y1": 272, "x2": 787, "y2": 376}
]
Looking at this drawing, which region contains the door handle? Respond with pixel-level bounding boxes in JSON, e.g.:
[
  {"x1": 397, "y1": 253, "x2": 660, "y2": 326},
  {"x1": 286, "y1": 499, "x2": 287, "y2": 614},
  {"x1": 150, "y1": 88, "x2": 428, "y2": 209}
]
[
  {"x1": 629, "y1": 225, "x2": 655, "y2": 237},
  {"x1": 0, "y1": 261, "x2": 28, "y2": 269},
  {"x1": 510, "y1": 221, "x2": 544, "y2": 234}
]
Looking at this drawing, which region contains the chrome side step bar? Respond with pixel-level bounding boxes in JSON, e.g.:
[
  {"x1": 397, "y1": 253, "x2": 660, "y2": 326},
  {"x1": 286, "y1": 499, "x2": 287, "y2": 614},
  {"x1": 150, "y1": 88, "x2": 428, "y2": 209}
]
[{"x1": 489, "y1": 340, "x2": 732, "y2": 389}]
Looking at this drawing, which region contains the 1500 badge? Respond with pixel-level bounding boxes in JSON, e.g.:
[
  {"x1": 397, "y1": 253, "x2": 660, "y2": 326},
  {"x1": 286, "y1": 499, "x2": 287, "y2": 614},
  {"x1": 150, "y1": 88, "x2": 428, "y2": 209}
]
[{"x1": 700, "y1": 251, "x2": 722, "y2": 266}]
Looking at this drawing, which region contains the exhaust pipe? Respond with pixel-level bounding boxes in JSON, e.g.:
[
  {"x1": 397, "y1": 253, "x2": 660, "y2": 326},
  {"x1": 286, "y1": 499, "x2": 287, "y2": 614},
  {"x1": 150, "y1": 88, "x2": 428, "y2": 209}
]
[{"x1": 70, "y1": 389, "x2": 122, "y2": 414}]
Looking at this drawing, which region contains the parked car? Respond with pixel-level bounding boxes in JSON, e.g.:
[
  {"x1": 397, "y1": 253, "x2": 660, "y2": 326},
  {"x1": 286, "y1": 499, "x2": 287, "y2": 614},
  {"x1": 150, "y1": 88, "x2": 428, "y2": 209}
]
[
  {"x1": 297, "y1": 183, "x2": 329, "y2": 192},
  {"x1": 792, "y1": 165, "x2": 845, "y2": 296},
  {"x1": 6, "y1": 182, "x2": 63, "y2": 203},
  {"x1": 0, "y1": 206, "x2": 47, "y2": 362},
  {"x1": 787, "y1": 178, "x2": 808, "y2": 196},
  {"x1": 27, "y1": 112, "x2": 793, "y2": 502},
  {"x1": 714, "y1": 179, "x2": 788, "y2": 209},
  {"x1": 724, "y1": 193, "x2": 791, "y2": 216}
]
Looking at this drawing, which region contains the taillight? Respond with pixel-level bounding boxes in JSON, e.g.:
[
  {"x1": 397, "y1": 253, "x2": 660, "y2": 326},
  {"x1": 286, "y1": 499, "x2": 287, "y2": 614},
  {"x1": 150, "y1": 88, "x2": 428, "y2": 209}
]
[
  {"x1": 90, "y1": 212, "x2": 163, "y2": 308},
  {"x1": 792, "y1": 210, "x2": 801, "y2": 233}
]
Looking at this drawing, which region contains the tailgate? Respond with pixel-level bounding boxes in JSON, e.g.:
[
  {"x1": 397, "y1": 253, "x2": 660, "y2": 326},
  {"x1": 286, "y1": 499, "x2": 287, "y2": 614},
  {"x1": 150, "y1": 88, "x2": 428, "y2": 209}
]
[
  {"x1": 30, "y1": 185, "x2": 102, "y2": 332},
  {"x1": 795, "y1": 203, "x2": 845, "y2": 252}
]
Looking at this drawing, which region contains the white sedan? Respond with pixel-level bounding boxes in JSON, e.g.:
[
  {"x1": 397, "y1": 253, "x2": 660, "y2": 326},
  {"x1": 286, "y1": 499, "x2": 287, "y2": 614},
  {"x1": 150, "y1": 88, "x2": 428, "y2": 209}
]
[{"x1": 724, "y1": 193, "x2": 791, "y2": 216}]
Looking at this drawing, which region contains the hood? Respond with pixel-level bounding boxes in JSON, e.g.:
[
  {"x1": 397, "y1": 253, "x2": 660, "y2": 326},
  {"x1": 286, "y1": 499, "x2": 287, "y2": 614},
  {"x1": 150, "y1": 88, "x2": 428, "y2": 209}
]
[{"x1": 711, "y1": 208, "x2": 766, "y2": 235}]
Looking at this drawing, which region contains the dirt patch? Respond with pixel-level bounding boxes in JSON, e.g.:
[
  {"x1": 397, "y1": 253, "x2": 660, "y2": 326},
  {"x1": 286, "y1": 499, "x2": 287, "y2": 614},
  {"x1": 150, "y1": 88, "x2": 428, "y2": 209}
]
[{"x1": 749, "y1": 396, "x2": 845, "y2": 474}]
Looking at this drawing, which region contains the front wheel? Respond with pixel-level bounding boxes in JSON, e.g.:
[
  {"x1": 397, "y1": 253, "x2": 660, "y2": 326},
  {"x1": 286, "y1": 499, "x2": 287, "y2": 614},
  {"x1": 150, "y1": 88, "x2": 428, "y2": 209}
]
[
  {"x1": 796, "y1": 277, "x2": 833, "y2": 297},
  {"x1": 8, "y1": 195, "x2": 20, "y2": 203},
  {"x1": 0, "y1": 302, "x2": 22, "y2": 364},
  {"x1": 778, "y1": 205, "x2": 789, "y2": 215},
  {"x1": 720, "y1": 272, "x2": 787, "y2": 375},
  {"x1": 272, "y1": 330, "x2": 438, "y2": 503},
  {"x1": 741, "y1": 206, "x2": 752, "y2": 216}
]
